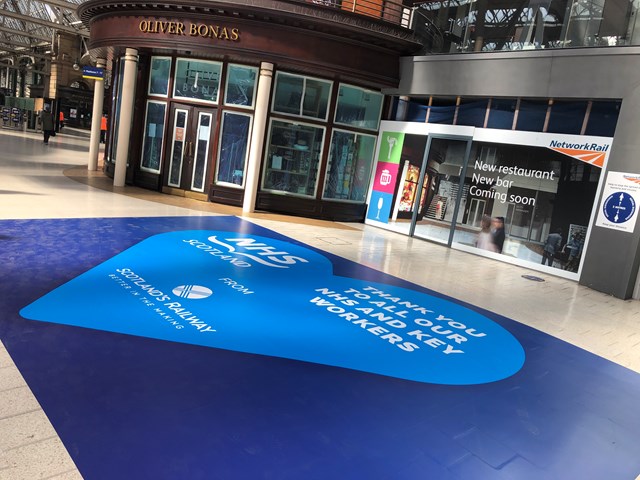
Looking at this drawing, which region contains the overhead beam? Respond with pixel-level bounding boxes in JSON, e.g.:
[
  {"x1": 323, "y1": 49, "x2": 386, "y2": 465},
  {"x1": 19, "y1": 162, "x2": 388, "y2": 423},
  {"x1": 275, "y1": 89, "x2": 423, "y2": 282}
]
[
  {"x1": 0, "y1": 24, "x2": 53, "y2": 43},
  {"x1": 0, "y1": 45, "x2": 52, "y2": 60},
  {"x1": 7, "y1": 0, "x2": 29, "y2": 33},
  {"x1": 0, "y1": 37, "x2": 51, "y2": 49},
  {"x1": 36, "y1": 0, "x2": 87, "y2": 13},
  {"x1": 0, "y1": 9, "x2": 89, "y2": 36}
]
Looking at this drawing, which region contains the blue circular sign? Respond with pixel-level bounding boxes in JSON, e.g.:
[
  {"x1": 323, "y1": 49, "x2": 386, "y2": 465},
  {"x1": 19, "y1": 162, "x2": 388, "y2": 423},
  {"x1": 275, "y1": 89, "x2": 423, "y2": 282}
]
[{"x1": 603, "y1": 191, "x2": 636, "y2": 224}]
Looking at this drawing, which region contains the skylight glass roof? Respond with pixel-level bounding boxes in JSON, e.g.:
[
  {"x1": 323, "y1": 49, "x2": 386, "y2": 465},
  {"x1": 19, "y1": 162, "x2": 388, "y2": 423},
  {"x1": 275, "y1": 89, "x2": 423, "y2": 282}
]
[{"x1": 0, "y1": 0, "x2": 88, "y2": 61}]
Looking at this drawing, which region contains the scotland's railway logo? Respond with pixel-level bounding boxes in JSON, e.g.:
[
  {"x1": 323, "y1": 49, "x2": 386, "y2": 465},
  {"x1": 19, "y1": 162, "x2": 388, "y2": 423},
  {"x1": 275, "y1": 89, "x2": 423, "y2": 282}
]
[{"x1": 172, "y1": 285, "x2": 213, "y2": 299}]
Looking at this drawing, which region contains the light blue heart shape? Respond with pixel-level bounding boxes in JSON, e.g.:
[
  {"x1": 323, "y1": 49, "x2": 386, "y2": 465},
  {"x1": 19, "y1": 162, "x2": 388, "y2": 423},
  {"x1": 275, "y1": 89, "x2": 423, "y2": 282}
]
[{"x1": 20, "y1": 230, "x2": 525, "y2": 385}]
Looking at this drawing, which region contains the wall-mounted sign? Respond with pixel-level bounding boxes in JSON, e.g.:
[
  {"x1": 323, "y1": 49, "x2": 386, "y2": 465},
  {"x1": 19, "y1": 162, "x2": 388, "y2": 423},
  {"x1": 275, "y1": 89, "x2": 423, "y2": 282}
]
[
  {"x1": 547, "y1": 139, "x2": 610, "y2": 168},
  {"x1": 366, "y1": 132, "x2": 404, "y2": 223},
  {"x1": 139, "y1": 20, "x2": 240, "y2": 41},
  {"x1": 595, "y1": 171, "x2": 640, "y2": 233},
  {"x1": 82, "y1": 66, "x2": 104, "y2": 80}
]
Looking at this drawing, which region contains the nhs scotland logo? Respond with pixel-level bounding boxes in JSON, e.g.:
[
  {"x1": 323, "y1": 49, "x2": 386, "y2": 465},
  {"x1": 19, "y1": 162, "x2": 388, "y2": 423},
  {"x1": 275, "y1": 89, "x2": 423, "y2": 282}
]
[{"x1": 182, "y1": 235, "x2": 309, "y2": 269}]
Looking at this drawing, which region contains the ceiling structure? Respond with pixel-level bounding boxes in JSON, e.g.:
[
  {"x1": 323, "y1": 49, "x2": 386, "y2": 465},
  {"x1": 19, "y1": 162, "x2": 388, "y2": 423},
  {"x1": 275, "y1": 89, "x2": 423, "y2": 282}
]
[{"x1": 0, "y1": 0, "x2": 89, "y2": 71}]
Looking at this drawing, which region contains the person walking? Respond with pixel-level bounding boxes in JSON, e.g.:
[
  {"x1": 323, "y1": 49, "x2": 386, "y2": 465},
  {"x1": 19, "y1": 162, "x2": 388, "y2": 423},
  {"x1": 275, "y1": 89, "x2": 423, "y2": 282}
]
[
  {"x1": 542, "y1": 228, "x2": 563, "y2": 266},
  {"x1": 476, "y1": 215, "x2": 497, "y2": 252},
  {"x1": 490, "y1": 216, "x2": 506, "y2": 253},
  {"x1": 563, "y1": 233, "x2": 584, "y2": 272},
  {"x1": 39, "y1": 106, "x2": 55, "y2": 145},
  {"x1": 100, "y1": 114, "x2": 107, "y2": 143}
]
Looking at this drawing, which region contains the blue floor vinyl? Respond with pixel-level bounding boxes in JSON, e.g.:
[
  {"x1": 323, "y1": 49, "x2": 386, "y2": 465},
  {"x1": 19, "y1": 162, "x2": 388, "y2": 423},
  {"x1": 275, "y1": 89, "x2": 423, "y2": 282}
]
[{"x1": 1, "y1": 215, "x2": 639, "y2": 480}]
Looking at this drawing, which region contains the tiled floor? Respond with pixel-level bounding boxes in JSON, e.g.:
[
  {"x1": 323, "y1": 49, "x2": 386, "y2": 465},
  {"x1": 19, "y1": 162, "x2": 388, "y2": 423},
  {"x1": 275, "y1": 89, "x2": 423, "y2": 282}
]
[{"x1": 1, "y1": 127, "x2": 640, "y2": 479}]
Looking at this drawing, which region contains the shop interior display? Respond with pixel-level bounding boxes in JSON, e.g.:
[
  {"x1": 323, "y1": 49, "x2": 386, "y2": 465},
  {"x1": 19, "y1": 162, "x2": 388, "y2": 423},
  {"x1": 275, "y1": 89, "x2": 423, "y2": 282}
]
[{"x1": 265, "y1": 123, "x2": 321, "y2": 196}]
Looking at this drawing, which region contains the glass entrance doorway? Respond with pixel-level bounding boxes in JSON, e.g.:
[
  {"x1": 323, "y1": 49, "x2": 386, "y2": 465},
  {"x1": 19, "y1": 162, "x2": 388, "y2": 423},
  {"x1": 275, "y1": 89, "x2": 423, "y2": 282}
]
[
  {"x1": 163, "y1": 103, "x2": 217, "y2": 194},
  {"x1": 409, "y1": 137, "x2": 473, "y2": 245}
]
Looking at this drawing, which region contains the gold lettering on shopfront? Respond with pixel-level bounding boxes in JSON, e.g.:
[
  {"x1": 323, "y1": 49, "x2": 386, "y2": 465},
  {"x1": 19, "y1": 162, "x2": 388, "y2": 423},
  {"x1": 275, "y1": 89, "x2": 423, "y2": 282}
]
[{"x1": 139, "y1": 20, "x2": 239, "y2": 41}]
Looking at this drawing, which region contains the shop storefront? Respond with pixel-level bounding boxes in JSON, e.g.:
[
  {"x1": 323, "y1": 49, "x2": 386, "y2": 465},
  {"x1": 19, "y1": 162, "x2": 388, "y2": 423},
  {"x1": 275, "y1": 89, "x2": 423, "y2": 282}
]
[
  {"x1": 104, "y1": 58, "x2": 386, "y2": 220},
  {"x1": 78, "y1": 0, "x2": 420, "y2": 221},
  {"x1": 366, "y1": 121, "x2": 612, "y2": 279}
]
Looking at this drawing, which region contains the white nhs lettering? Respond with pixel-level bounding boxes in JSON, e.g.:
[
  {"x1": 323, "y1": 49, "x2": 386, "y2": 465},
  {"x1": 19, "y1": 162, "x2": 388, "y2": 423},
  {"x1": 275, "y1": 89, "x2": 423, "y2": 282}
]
[
  {"x1": 224, "y1": 238, "x2": 308, "y2": 266},
  {"x1": 199, "y1": 236, "x2": 309, "y2": 268}
]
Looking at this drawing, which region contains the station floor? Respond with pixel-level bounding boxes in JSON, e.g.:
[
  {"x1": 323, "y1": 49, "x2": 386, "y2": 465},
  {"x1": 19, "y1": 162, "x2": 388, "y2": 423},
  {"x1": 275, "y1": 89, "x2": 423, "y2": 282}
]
[{"x1": 1, "y1": 127, "x2": 640, "y2": 479}]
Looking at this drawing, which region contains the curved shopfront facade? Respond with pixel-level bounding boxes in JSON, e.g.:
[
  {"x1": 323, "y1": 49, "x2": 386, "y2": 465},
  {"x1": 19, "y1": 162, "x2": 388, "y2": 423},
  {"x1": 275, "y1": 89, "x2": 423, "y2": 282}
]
[{"x1": 78, "y1": 0, "x2": 420, "y2": 221}]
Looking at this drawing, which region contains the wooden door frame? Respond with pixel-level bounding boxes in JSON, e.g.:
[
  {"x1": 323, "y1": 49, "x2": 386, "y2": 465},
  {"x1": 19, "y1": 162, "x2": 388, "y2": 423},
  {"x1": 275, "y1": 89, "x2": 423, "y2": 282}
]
[{"x1": 161, "y1": 101, "x2": 217, "y2": 200}]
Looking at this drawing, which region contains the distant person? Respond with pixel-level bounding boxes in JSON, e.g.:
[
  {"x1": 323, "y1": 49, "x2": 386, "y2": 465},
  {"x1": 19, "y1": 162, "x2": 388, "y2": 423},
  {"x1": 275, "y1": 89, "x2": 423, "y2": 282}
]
[
  {"x1": 563, "y1": 233, "x2": 584, "y2": 272},
  {"x1": 100, "y1": 114, "x2": 107, "y2": 143},
  {"x1": 542, "y1": 228, "x2": 563, "y2": 266},
  {"x1": 491, "y1": 216, "x2": 506, "y2": 253},
  {"x1": 476, "y1": 215, "x2": 497, "y2": 252},
  {"x1": 39, "y1": 106, "x2": 55, "y2": 145},
  {"x1": 59, "y1": 111, "x2": 65, "y2": 130}
]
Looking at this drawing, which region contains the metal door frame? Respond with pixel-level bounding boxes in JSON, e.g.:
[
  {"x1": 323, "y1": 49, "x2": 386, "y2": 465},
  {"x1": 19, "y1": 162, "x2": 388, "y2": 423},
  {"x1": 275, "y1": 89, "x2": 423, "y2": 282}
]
[{"x1": 408, "y1": 134, "x2": 473, "y2": 247}]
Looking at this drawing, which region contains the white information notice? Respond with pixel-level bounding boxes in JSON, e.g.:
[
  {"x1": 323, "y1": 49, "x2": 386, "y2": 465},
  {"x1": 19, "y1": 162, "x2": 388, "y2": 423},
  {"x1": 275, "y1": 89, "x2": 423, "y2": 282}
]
[{"x1": 595, "y1": 171, "x2": 640, "y2": 233}]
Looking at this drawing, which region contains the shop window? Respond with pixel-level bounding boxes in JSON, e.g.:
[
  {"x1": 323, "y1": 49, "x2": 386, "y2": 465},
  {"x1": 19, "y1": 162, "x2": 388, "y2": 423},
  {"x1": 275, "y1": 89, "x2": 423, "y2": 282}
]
[
  {"x1": 272, "y1": 72, "x2": 332, "y2": 120},
  {"x1": 148, "y1": 56, "x2": 171, "y2": 97},
  {"x1": 585, "y1": 100, "x2": 621, "y2": 137},
  {"x1": 486, "y1": 99, "x2": 517, "y2": 130},
  {"x1": 406, "y1": 101, "x2": 428, "y2": 122},
  {"x1": 456, "y1": 99, "x2": 489, "y2": 127},
  {"x1": 515, "y1": 100, "x2": 548, "y2": 132},
  {"x1": 216, "y1": 111, "x2": 253, "y2": 187},
  {"x1": 334, "y1": 84, "x2": 383, "y2": 131},
  {"x1": 173, "y1": 59, "x2": 222, "y2": 104},
  {"x1": 224, "y1": 64, "x2": 258, "y2": 108},
  {"x1": 546, "y1": 101, "x2": 588, "y2": 135},
  {"x1": 452, "y1": 142, "x2": 600, "y2": 273},
  {"x1": 140, "y1": 100, "x2": 166, "y2": 173},
  {"x1": 322, "y1": 130, "x2": 376, "y2": 202},
  {"x1": 428, "y1": 105, "x2": 456, "y2": 124},
  {"x1": 262, "y1": 119, "x2": 325, "y2": 196}
]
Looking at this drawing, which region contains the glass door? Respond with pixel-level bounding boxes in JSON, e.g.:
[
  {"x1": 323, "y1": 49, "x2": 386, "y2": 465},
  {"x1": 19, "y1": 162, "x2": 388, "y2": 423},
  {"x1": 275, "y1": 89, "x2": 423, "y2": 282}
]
[
  {"x1": 468, "y1": 198, "x2": 486, "y2": 227},
  {"x1": 409, "y1": 136, "x2": 473, "y2": 245},
  {"x1": 164, "y1": 103, "x2": 217, "y2": 193},
  {"x1": 191, "y1": 111, "x2": 214, "y2": 192}
]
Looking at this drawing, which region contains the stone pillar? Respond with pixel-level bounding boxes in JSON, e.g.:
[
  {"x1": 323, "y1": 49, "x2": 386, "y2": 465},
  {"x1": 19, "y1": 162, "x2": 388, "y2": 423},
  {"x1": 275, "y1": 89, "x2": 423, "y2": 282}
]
[
  {"x1": 48, "y1": 58, "x2": 59, "y2": 100},
  {"x1": 88, "y1": 58, "x2": 107, "y2": 171},
  {"x1": 113, "y1": 49, "x2": 138, "y2": 187},
  {"x1": 243, "y1": 62, "x2": 274, "y2": 213}
]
